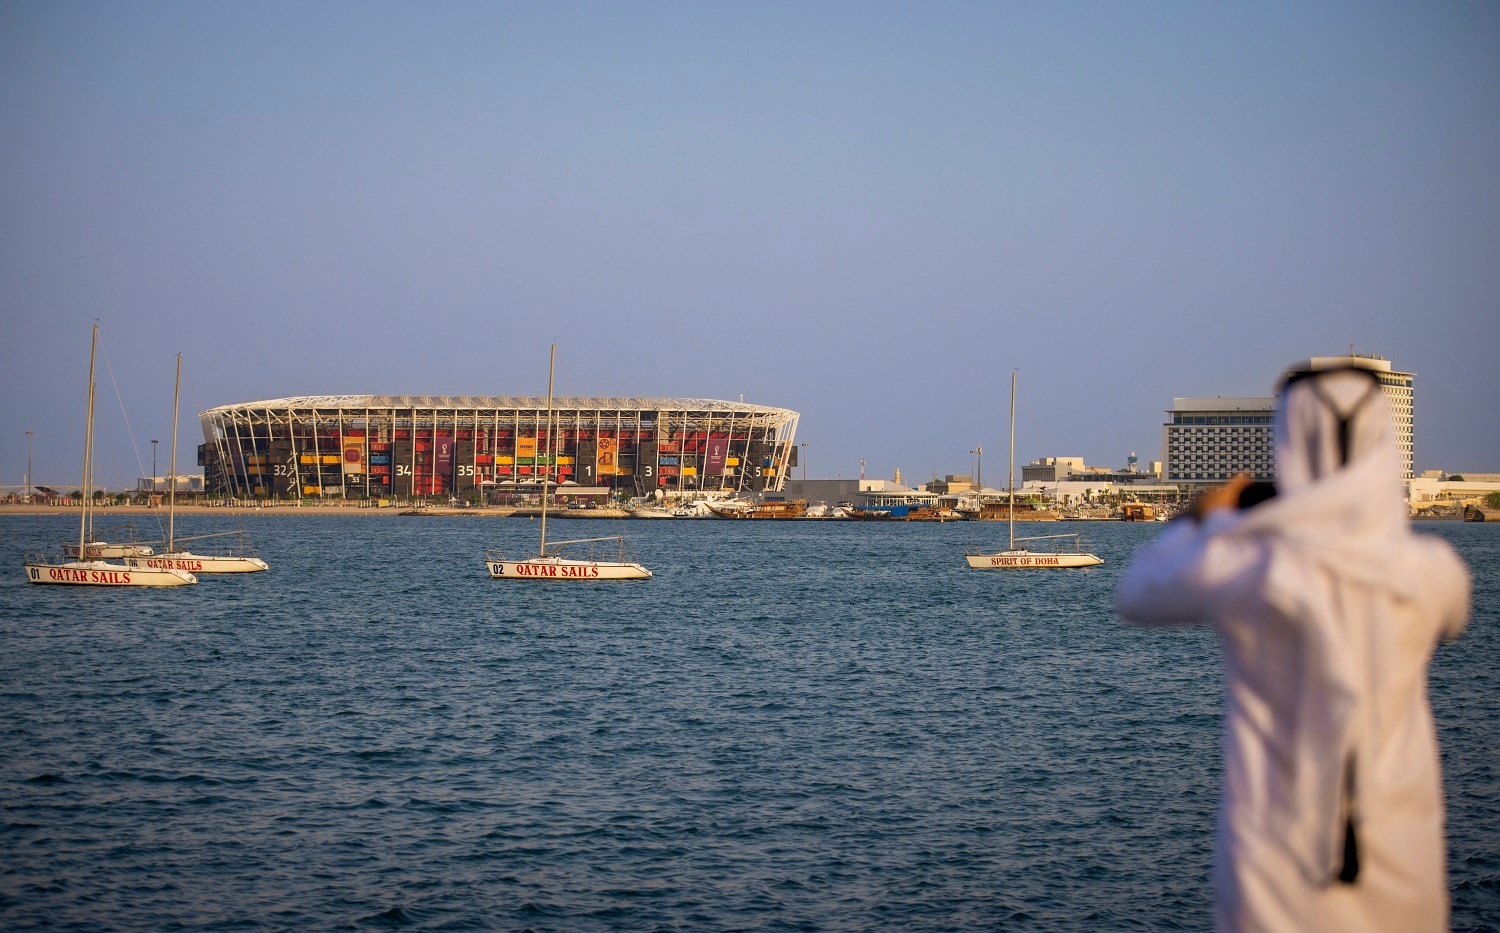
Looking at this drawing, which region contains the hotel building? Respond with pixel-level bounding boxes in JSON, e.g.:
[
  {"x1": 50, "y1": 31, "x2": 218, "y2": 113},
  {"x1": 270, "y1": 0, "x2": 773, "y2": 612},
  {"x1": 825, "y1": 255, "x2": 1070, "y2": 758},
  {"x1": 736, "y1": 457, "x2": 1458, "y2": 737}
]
[{"x1": 1161, "y1": 353, "x2": 1414, "y2": 488}]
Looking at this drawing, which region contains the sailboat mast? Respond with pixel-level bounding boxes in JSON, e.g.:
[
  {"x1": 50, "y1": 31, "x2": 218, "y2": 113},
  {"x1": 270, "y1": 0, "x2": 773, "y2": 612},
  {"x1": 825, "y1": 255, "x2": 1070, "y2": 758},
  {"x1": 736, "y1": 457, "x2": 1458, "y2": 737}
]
[
  {"x1": 80, "y1": 324, "x2": 99, "y2": 556},
  {"x1": 168, "y1": 353, "x2": 181, "y2": 551},
  {"x1": 538, "y1": 343, "x2": 556, "y2": 557},
  {"x1": 1008, "y1": 370, "x2": 1016, "y2": 551}
]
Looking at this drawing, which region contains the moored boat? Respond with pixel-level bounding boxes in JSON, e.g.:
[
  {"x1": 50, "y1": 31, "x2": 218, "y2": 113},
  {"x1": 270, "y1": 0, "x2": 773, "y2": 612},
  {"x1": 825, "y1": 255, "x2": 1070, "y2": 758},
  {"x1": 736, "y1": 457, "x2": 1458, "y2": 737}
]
[
  {"x1": 625, "y1": 501, "x2": 676, "y2": 519},
  {"x1": 126, "y1": 354, "x2": 269, "y2": 575},
  {"x1": 966, "y1": 371, "x2": 1102, "y2": 570},
  {"x1": 25, "y1": 325, "x2": 197, "y2": 588},
  {"x1": 964, "y1": 539, "x2": 1104, "y2": 569},
  {"x1": 64, "y1": 539, "x2": 155, "y2": 559},
  {"x1": 485, "y1": 345, "x2": 652, "y2": 581},
  {"x1": 706, "y1": 498, "x2": 807, "y2": 519},
  {"x1": 849, "y1": 504, "x2": 965, "y2": 521},
  {"x1": 959, "y1": 501, "x2": 1060, "y2": 521},
  {"x1": 487, "y1": 536, "x2": 652, "y2": 580},
  {"x1": 25, "y1": 558, "x2": 195, "y2": 587}
]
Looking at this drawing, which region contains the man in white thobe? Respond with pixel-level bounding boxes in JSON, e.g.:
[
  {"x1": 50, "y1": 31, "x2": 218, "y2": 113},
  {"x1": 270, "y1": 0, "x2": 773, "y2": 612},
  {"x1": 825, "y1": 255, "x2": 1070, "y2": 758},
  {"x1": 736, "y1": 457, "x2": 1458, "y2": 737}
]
[{"x1": 1115, "y1": 364, "x2": 1471, "y2": 932}]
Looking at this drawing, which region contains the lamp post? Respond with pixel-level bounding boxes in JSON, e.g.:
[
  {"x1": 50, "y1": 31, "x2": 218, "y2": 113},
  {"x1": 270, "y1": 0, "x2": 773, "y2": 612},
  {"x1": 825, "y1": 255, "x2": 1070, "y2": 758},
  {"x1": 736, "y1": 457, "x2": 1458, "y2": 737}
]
[
  {"x1": 800, "y1": 442, "x2": 807, "y2": 482},
  {"x1": 151, "y1": 439, "x2": 159, "y2": 494},
  {"x1": 26, "y1": 430, "x2": 34, "y2": 502},
  {"x1": 975, "y1": 444, "x2": 982, "y2": 490}
]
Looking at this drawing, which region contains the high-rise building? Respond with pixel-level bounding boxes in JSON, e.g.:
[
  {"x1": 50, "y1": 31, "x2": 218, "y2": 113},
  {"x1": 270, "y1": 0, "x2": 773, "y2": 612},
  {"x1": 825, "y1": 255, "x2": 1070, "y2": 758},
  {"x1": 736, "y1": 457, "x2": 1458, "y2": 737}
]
[
  {"x1": 1160, "y1": 353, "x2": 1414, "y2": 488},
  {"x1": 1295, "y1": 354, "x2": 1414, "y2": 479},
  {"x1": 1161, "y1": 397, "x2": 1277, "y2": 489}
]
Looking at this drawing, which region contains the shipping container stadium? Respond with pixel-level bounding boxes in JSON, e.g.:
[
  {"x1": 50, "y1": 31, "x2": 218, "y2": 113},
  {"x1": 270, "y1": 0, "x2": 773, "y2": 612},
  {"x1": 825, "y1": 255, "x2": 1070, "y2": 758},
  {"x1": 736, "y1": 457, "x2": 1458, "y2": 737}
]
[{"x1": 197, "y1": 395, "x2": 800, "y2": 500}]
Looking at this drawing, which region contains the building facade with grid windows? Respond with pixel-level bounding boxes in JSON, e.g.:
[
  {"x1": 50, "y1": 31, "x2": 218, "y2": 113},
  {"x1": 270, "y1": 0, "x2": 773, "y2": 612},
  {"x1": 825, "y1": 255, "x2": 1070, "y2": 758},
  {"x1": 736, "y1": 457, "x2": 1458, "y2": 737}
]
[
  {"x1": 1161, "y1": 397, "x2": 1277, "y2": 489},
  {"x1": 1299, "y1": 355, "x2": 1414, "y2": 480},
  {"x1": 1161, "y1": 353, "x2": 1415, "y2": 489}
]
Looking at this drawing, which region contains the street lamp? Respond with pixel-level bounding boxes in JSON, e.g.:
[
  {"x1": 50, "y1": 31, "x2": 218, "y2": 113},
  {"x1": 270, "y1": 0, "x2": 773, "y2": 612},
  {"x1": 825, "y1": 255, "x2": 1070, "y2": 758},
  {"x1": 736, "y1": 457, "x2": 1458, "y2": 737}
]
[
  {"x1": 151, "y1": 439, "x2": 159, "y2": 493},
  {"x1": 975, "y1": 444, "x2": 982, "y2": 489},
  {"x1": 800, "y1": 442, "x2": 807, "y2": 482},
  {"x1": 25, "y1": 430, "x2": 34, "y2": 502}
]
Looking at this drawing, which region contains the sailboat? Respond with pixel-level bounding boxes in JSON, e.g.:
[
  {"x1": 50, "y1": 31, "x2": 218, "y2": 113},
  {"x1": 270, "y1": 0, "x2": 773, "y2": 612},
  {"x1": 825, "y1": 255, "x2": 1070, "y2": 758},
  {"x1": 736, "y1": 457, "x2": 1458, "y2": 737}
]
[
  {"x1": 127, "y1": 354, "x2": 269, "y2": 574},
  {"x1": 965, "y1": 371, "x2": 1103, "y2": 569},
  {"x1": 485, "y1": 344, "x2": 652, "y2": 581},
  {"x1": 63, "y1": 535, "x2": 154, "y2": 559},
  {"x1": 24, "y1": 326, "x2": 197, "y2": 587}
]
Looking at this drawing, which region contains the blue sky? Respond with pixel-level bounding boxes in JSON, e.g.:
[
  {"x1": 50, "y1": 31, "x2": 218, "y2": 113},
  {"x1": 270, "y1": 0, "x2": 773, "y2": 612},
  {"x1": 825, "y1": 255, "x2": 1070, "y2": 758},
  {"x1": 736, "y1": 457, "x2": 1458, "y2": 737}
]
[{"x1": 3, "y1": 1, "x2": 1496, "y2": 489}]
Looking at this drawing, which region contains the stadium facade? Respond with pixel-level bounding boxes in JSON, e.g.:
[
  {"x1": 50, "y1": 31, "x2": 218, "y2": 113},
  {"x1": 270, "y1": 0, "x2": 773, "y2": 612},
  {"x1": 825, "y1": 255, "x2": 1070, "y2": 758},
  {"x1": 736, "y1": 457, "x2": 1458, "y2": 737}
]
[{"x1": 198, "y1": 395, "x2": 800, "y2": 499}]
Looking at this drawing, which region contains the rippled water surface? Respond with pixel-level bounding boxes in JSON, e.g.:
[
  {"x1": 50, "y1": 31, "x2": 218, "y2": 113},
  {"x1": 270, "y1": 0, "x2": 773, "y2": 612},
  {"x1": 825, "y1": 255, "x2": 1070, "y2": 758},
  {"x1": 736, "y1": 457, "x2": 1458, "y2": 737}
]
[{"x1": 2, "y1": 515, "x2": 1496, "y2": 930}]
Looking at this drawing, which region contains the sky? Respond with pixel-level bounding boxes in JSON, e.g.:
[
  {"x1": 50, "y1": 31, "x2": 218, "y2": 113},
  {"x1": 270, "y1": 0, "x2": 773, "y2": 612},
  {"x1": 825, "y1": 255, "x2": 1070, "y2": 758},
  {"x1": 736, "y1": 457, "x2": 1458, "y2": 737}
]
[{"x1": 2, "y1": 1, "x2": 1496, "y2": 490}]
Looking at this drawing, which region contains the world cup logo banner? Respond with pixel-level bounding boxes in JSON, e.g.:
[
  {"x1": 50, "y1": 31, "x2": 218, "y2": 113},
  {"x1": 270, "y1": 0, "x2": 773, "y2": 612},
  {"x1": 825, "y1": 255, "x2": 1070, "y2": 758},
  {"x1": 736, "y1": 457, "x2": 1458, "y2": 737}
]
[
  {"x1": 342, "y1": 438, "x2": 365, "y2": 474},
  {"x1": 705, "y1": 437, "x2": 729, "y2": 476}
]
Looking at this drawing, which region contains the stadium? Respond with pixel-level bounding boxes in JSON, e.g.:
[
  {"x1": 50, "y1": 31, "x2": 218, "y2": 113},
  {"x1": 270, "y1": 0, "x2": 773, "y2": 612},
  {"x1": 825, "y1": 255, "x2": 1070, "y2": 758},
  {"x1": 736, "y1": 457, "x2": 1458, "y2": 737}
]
[{"x1": 197, "y1": 395, "x2": 800, "y2": 500}]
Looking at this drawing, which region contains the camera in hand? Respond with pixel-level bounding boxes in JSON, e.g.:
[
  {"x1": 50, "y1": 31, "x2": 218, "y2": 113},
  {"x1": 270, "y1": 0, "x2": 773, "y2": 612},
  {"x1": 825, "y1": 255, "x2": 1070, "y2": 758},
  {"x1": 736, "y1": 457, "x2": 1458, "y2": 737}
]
[{"x1": 1237, "y1": 481, "x2": 1277, "y2": 509}]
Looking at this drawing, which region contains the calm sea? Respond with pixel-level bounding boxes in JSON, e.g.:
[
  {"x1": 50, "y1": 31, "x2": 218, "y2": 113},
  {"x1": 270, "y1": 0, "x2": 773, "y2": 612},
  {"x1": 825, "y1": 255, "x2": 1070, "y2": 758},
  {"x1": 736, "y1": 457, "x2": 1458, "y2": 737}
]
[{"x1": 2, "y1": 515, "x2": 1495, "y2": 931}]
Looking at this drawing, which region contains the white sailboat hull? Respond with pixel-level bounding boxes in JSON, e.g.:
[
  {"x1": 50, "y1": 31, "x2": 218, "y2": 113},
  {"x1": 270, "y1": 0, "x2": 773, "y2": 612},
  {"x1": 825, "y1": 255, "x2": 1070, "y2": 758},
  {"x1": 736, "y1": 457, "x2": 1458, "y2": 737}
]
[
  {"x1": 966, "y1": 550, "x2": 1104, "y2": 569},
  {"x1": 626, "y1": 507, "x2": 675, "y2": 519},
  {"x1": 129, "y1": 552, "x2": 269, "y2": 574},
  {"x1": 487, "y1": 557, "x2": 652, "y2": 581},
  {"x1": 25, "y1": 560, "x2": 197, "y2": 587},
  {"x1": 64, "y1": 542, "x2": 154, "y2": 558}
]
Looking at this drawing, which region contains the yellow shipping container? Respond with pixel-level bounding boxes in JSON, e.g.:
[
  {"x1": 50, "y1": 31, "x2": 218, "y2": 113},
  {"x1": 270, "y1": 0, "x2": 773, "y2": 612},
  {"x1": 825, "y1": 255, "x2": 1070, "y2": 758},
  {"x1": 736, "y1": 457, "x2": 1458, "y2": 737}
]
[
  {"x1": 682, "y1": 467, "x2": 697, "y2": 476},
  {"x1": 727, "y1": 457, "x2": 740, "y2": 466},
  {"x1": 557, "y1": 456, "x2": 574, "y2": 465},
  {"x1": 300, "y1": 455, "x2": 317, "y2": 464},
  {"x1": 245, "y1": 455, "x2": 267, "y2": 465},
  {"x1": 245, "y1": 467, "x2": 264, "y2": 475},
  {"x1": 321, "y1": 455, "x2": 340, "y2": 465},
  {"x1": 303, "y1": 485, "x2": 322, "y2": 495},
  {"x1": 495, "y1": 455, "x2": 515, "y2": 465}
]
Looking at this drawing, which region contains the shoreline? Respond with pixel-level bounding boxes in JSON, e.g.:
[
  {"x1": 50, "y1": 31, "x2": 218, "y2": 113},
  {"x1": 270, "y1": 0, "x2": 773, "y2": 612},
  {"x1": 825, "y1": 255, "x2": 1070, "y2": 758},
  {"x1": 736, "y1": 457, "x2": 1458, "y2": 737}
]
[
  {"x1": 0, "y1": 503, "x2": 631, "y2": 518},
  {"x1": 0, "y1": 504, "x2": 1482, "y2": 522},
  {"x1": 0, "y1": 503, "x2": 413, "y2": 516}
]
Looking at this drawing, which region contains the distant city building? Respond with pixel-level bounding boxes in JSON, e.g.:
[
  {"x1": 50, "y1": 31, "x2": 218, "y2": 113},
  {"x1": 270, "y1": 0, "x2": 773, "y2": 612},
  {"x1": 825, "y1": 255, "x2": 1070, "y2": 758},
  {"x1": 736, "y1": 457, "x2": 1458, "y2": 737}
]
[
  {"x1": 1295, "y1": 354, "x2": 1415, "y2": 480},
  {"x1": 1408, "y1": 476, "x2": 1500, "y2": 511},
  {"x1": 924, "y1": 474, "x2": 978, "y2": 495},
  {"x1": 137, "y1": 475, "x2": 205, "y2": 493},
  {"x1": 1161, "y1": 352, "x2": 1414, "y2": 487},
  {"x1": 1021, "y1": 457, "x2": 1085, "y2": 483},
  {"x1": 1161, "y1": 397, "x2": 1276, "y2": 488},
  {"x1": 780, "y1": 477, "x2": 920, "y2": 505},
  {"x1": 1023, "y1": 455, "x2": 1160, "y2": 485}
]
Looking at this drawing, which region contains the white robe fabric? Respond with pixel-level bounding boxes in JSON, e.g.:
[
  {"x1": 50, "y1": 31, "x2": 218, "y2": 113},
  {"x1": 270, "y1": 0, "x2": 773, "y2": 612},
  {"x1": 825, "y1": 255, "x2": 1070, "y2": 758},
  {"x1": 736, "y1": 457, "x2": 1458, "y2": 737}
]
[{"x1": 1115, "y1": 370, "x2": 1471, "y2": 932}]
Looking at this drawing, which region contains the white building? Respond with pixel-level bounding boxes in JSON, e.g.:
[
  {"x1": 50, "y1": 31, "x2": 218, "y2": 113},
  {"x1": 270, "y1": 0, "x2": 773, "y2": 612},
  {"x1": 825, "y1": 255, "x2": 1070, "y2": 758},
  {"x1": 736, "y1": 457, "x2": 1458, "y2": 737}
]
[
  {"x1": 1407, "y1": 476, "x2": 1500, "y2": 513},
  {"x1": 1021, "y1": 457, "x2": 1086, "y2": 483},
  {"x1": 137, "y1": 475, "x2": 205, "y2": 493},
  {"x1": 1161, "y1": 352, "x2": 1416, "y2": 489},
  {"x1": 1161, "y1": 397, "x2": 1277, "y2": 489},
  {"x1": 1296, "y1": 354, "x2": 1415, "y2": 479}
]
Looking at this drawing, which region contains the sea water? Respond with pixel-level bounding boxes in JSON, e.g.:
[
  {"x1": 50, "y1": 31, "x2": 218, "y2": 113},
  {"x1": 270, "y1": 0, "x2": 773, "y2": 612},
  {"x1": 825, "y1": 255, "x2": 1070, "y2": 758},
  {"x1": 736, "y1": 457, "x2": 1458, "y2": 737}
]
[{"x1": 1, "y1": 515, "x2": 1495, "y2": 931}]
